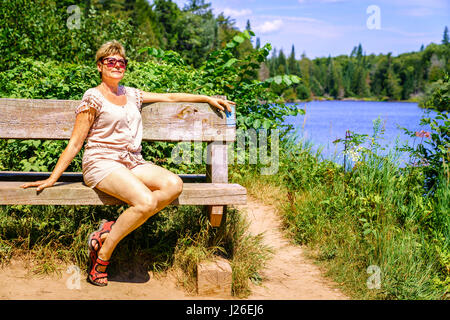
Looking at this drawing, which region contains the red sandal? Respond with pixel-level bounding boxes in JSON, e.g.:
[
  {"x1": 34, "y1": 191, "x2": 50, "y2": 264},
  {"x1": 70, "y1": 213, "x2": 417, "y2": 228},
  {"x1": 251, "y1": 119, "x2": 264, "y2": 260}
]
[
  {"x1": 87, "y1": 220, "x2": 115, "y2": 263},
  {"x1": 87, "y1": 257, "x2": 110, "y2": 286}
]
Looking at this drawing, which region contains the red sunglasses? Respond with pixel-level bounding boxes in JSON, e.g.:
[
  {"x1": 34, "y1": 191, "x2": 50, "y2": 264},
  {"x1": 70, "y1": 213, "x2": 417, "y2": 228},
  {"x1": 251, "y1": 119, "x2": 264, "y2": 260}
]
[{"x1": 101, "y1": 57, "x2": 128, "y2": 69}]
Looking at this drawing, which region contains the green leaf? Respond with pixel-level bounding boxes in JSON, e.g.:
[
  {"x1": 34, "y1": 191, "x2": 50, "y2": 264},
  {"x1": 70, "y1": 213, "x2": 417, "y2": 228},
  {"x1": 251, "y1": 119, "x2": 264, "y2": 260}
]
[
  {"x1": 274, "y1": 76, "x2": 282, "y2": 85},
  {"x1": 233, "y1": 35, "x2": 245, "y2": 44},
  {"x1": 242, "y1": 30, "x2": 252, "y2": 39},
  {"x1": 223, "y1": 58, "x2": 238, "y2": 68},
  {"x1": 151, "y1": 48, "x2": 159, "y2": 56},
  {"x1": 244, "y1": 116, "x2": 254, "y2": 126},
  {"x1": 290, "y1": 75, "x2": 300, "y2": 84},
  {"x1": 252, "y1": 119, "x2": 261, "y2": 129},
  {"x1": 262, "y1": 119, "x2": 272, "y2": 129}
]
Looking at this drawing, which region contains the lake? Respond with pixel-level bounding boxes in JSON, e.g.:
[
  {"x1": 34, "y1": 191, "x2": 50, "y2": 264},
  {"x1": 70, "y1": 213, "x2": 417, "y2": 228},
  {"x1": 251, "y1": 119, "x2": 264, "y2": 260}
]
[{"x1": 282, "y1": 100, "x2": 435, "y2": 167}]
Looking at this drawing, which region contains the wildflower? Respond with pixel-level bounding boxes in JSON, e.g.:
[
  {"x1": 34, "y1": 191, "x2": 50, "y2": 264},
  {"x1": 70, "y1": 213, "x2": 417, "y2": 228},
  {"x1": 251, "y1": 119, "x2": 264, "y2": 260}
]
[
  {"x1": 418, "y1": 158, "x2": 430, "y2": 167},
  {"x1": 415, "y1": 130, "x2": 431, "y2": 138},
  {"x1": 345, "y1": 148, "x2": 361, "y2": 162}
]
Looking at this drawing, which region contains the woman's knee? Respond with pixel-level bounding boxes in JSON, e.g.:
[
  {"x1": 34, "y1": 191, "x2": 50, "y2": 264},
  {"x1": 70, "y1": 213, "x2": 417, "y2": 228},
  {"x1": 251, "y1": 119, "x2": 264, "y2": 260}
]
[
  {"x1": 164, "y1": 174, "x2": 183, "y2": 196},
  {"x1": 134, "y1": 193, "x2": 158, "y2": 217}
]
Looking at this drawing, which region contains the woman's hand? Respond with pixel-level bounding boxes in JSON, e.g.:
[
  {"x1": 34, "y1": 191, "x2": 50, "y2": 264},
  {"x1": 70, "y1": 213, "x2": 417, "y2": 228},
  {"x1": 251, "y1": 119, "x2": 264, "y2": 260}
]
[
  {"x1": 20, "y1": 177, "x2": 57, "y2": 192},
  {"x1": 206, "y1": 97, "x2": 236, "y2": 113}
]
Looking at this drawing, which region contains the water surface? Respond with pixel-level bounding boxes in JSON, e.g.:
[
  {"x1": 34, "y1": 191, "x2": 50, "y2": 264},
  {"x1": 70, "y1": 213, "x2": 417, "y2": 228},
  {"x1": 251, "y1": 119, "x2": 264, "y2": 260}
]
[{"x1": 282, "y1": 100, "x2": 434, "y2": 167}]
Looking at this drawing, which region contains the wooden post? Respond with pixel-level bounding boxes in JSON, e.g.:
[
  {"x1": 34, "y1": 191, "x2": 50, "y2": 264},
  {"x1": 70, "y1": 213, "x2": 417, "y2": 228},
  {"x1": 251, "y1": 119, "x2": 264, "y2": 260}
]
[
  {"x1": 205, "y1": 95, "x2": 231, "y2": 227},
  {"x1": 206, "y1": 141, "x2": 228, "y2": 227}
]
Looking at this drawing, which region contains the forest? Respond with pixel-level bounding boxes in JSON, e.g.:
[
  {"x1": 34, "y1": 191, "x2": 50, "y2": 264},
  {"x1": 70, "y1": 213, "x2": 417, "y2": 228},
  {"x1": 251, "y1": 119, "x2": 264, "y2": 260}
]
[
  {"x1": 2, "y1": 0, "x2": 449, "y2": 108},
  {"x1": 267, "y1": 39, "x2": 450, "y2": 103}
]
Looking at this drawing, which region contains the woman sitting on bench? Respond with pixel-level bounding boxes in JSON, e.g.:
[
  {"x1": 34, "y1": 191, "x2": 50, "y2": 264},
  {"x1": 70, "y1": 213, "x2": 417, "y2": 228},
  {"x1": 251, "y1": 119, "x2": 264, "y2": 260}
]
[{"x1": 20, "y1": 40, "x2": 234, "y2": 287}]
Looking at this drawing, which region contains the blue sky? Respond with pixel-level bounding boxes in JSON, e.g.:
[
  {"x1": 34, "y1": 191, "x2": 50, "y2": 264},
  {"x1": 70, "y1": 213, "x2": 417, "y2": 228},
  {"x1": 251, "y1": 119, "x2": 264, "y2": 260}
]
[{"x1": 171, "y1": 0, "x2": 449, "y2": 59}]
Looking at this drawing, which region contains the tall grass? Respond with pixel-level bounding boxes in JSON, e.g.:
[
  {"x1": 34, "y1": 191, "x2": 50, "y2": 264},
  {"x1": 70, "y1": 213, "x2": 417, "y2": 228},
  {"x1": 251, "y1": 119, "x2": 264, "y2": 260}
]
[{"x1": 231, "y1": 121, "x2": 449, "y2": 300}]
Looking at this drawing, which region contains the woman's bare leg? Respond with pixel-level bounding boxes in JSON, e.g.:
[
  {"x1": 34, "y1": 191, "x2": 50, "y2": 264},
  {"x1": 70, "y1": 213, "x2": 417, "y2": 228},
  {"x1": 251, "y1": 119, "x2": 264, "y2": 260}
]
[
  {"x1": 91, "y1": 165, "x2": 182, "y2": 284},
  {"x1": 130, "y1": 163, "x2": 183, "y2": 208}
]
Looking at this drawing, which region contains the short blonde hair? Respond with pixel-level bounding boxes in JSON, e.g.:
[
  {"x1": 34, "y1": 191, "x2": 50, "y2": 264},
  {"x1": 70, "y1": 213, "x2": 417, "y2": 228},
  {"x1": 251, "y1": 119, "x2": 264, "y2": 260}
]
[{"x1": 95, "y1": 40, "x2": 127, "y2": 63}]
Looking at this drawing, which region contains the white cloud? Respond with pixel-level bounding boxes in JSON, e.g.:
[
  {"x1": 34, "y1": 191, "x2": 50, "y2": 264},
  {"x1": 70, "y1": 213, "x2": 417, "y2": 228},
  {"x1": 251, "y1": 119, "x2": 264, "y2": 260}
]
[
  {"x1": 254, "y1": 19, "x2": 284, "y2": 34},
  {"x1": 255, "y1": 15, "x2": 346, "y2": 39},
  {"x1": 222, "y1": 8, "x2": 252, "y2": 17}
]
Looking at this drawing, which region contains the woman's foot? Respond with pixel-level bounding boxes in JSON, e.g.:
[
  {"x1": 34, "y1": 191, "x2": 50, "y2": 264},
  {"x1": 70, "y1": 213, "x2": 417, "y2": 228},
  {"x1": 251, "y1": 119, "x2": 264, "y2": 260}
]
[{"x1": 87, "y1": 257, "x2": 110, "y2": 286}]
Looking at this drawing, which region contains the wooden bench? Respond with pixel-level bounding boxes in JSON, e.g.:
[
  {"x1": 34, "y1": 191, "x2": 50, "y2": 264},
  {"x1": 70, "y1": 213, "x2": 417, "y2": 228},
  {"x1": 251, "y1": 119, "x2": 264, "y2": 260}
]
[{"x1": 0, "y1": 97, "x2": 246, "y2": 227}]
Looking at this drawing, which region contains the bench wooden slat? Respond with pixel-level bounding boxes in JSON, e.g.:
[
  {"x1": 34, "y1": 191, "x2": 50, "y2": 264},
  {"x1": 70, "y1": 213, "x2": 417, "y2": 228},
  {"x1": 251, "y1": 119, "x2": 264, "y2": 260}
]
[
  {"x1": 0, "y1": 99, "x2": 236, "y2": 142},
  {"x1": 0, "y1": 182, "x2": 246, "y2": 206},
  {"x1": 0, "y1": 171, "x2": 207, "y2": 183}
]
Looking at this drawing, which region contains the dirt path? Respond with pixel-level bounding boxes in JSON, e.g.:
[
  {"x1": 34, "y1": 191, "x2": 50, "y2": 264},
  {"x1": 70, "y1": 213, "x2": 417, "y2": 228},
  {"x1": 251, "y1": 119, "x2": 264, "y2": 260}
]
[
  {"x1": 0, "y1": 195, "x2": 348, "y2": 300},
  {"x1": 234, "y1": 196, "x2": 348, "y2": 300}
]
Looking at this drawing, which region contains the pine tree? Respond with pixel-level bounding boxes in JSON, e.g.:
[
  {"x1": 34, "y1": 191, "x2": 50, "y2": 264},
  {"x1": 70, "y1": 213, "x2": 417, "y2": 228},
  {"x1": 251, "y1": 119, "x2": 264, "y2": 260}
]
[
  {"x1": 245, "y1": 20, "x2": 252, "y2": 45},
  {"x1": 385, "y1": 66, "x2": 402, "y2": 100},
  {"x1": 383, "y1": 53, "x2": 401, "y2": 99},
  {"x1": 277, "y1": 49, "x2": 287, "y2": 74},
  {"x1": 174, "y1": 0, "x2": 218, "y2": 66},
  {"x1": 357, "y1": 43, "x2": 363, "y2": 59},
  {"x1": 443, "y1": 26, "x2": 449, "y2": 45},
  {"x1": 287, "y1": 45, "x2": 300, "y2": 75},
  {"x1": 326, "y1": 57, "x2": 339, "y2": 97},
  {"x1": 246, "y1": 19, "x2": 251, "y2": 31}
]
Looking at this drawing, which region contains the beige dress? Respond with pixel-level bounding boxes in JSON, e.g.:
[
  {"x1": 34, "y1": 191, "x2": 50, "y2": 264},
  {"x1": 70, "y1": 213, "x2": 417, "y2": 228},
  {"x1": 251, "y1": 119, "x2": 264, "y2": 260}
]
[{"x1": 75, "y1": 85, "x2": 153, "y2": 188}]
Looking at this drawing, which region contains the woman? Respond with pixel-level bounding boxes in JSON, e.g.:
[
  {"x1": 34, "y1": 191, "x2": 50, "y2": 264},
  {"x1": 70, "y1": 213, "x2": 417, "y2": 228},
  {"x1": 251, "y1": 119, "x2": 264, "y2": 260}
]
[{"x1": 20, "y1": 40, "x2": 234, "y2": 286}]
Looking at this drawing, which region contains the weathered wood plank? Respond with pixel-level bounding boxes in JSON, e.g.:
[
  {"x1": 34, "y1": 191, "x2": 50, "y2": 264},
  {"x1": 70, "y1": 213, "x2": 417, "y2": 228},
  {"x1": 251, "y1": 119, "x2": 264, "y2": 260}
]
[
  {"x1": 0, "y1": 171, "x2": 207, "y2": 183},
  {"x1": 0, "y1": 98, "x2": 236, "y2": 141},
  {"x1": 141, "y1": 102, "x2": 236, "y2": 142},
  {"x1": 0, "y1": 182, "x2": 246, "y2": 206},
  {"x1": 206, "y1": 141, "x2": 229, "y2": 227}
]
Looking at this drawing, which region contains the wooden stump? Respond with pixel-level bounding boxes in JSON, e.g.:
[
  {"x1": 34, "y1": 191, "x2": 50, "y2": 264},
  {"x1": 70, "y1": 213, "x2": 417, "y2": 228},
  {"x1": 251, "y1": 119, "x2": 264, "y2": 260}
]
[{"x1": 197, "y1": 257, "x2": 232, "y2": 296}]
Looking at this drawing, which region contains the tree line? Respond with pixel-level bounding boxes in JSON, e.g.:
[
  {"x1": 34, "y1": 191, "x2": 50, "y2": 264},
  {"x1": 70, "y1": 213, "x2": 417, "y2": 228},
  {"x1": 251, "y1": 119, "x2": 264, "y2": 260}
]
[
  {"x1": 265, "y1": 27, "x2": 450, "y2": 104},
  {"x1": 1, "y1": 0, "x2": 448, "y2": 109}
]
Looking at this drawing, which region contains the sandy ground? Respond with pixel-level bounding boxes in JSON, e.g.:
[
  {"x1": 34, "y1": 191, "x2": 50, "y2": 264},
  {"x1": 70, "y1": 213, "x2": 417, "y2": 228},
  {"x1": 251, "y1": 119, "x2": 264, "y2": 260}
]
[
  {"x1": 0, "y1": 195, "x2": 348, "y2": 300},
  {"x1": 238, "y1": 196, "x2": 348, "y2": 300}
]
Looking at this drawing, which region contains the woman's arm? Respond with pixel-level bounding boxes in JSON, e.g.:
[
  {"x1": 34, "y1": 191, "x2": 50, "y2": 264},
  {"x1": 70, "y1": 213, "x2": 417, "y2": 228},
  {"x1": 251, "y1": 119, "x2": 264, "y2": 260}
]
[
  {"x1": 20, "y1": 109, "x2": 96, "y2": 191},
  {"x1": 142, "y1": 92, "x2": 235, "y2": 112}
]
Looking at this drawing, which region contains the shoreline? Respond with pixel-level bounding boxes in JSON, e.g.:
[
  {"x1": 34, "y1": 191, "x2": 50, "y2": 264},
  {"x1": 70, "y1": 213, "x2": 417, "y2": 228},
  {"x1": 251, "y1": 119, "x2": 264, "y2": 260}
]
[{"x1": 287, "y1": 97, "x2": 421, "y2": 104}]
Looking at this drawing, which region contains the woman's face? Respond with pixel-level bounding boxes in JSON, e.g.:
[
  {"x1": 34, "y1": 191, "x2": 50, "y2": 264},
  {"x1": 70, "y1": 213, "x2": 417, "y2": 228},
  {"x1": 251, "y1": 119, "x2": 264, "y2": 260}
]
[{"x1": 97, "y1": 54, "x2": 127, "y2": 81}]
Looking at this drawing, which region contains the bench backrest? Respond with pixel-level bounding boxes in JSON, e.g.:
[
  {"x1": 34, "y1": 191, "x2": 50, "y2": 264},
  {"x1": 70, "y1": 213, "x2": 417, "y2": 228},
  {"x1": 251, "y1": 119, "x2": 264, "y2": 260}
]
[
  {"x1": 0, "y1": 98, "x2": 236, "y2": 142},
  {"x1": 0, "y1": 97, "x2": 234, "y2": 185}
]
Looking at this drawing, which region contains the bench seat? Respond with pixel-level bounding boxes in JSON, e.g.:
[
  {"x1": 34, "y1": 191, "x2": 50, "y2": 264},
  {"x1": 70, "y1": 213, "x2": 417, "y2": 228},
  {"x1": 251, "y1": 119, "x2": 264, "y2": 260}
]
[{"x1": 0, "y1": 172, "x2": 246, "y2": 206}]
